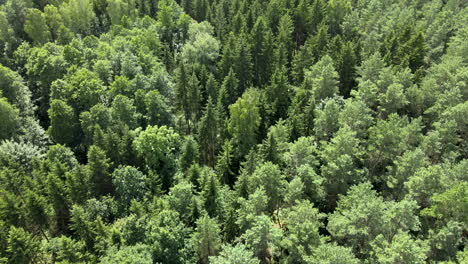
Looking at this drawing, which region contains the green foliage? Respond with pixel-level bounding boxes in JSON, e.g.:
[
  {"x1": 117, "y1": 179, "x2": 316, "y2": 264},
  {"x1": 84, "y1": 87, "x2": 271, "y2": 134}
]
[
  {"x1": 421, "y1": 182, "x2": 468, "y2": 226},
  {"x1": 313, "y1": 96, "x2": 344, "y2": 141},
  {"x1": 405, "y1": 165, "x2": 445, "y2": 206},
  {"x1": 303, "y1": 55, "x2": 339, "y2": 102},
  {"x1": 198, "y1": 97, "x2": 219, "y2": 167},
  {"x1": 209, "y1": 243, "x2": 259, "y2": 264},
  {"x1": 338, "y1": 98, "x2": 373, "y2": 138},
  {"x1": 146, "y1": 209, "x2": 191, "y2": 264},
  {"x1": 0, "y1": 64, "x2": 34, "y2": 116},
  {"x1": 249, "y1": 162, "x2": 287, "y2": 213},
  {"x1": 215, "y1": 140, "x2": 235, "y2": 186},
  {"x1": 201, "y1": 169, "x2": 221, "y2": 217},
  {"x1": 371, "y1": 232, "x2": 429, "y2": 264},
  {"x1": 263, "y1": 68, "x2": 290, "y2": 125},
  {"x1": 305, "y1": 243, "x2": 359, "y2": 264},
  {"x1": 218, "y1": 68, "x2": 240, "y2": 113},
  {"x1": 275, "y1": 14, "x2": 294, "y2": 68},
  {"x1": 320, "y1": 125, "x2": 365, "y2": 207},
  {"x1": 23, "y1": 189, "x2": 49, "y2": 233},
  {"x1": 240, "y1": 215, "x2": 283, "y2": 263},
  {"x1": 87, "y1": 145, "x2": 112, "y2": 197},
  {"x1": 0, "y1": 98, "x2": 19, "y2": 140},
  {"x1": 191, "y1": 215, "x2": 221, "y2": 264},
  {"x1": 366, "y1": 114, "x2": 422, "y2": 178},
  {"x1": 167, "y1": 180, "x2": 194, "y2": 224},
  {"x1": 143, "y1": 90, "x2": 172, "y2": 127},
  {"x1": 180, "y1": 22, "x2": 220, "y2": 71},
  {"x1": 218, "y1": 32, "x2": 252, "y2": 91},
  {"x1": 426, "y1": 221, "x2": 463, "y2": 262},
  {"x1": 178, "y1": 136, "x2": 199, "y2": 172},
  {"x1": 100, "y1": 244, "x2": 152, "y2": 264},
  {"x1": 327, "y1": 182, "x2": 420, "y2": 257},
  {"x1": 133, "y1": 125, "x2": 180, "y2": 190},
  {"x1": 281, "y1": 200, "x2": 325, "y2": 263},
  {"x1": 111, "y1": 95, "x2": 139, "y2": 129},
  {"x1": 292, "y1": 23, "x2": 330, "y2": 82},
  {"x1": 381, "y1": 25, "x2": 427, "y2": 72},
  {"x1": 60, "y1": 0, "x2": 97, "y2": 35},
  {"x1": 24, "y1": 8, "x2": 51, "y2": 44},
  {"x1": 47, "y1": 235, "x2": 88, "y2": 263},
  {"x1": 0, "y1": 0, "x2": 466, "y2": 262},
  {"x1": 228, "y1": 89, "x2": 261, "y2": 159},
  {"x1": 251, "y1": 16, "x2": 274, "y2": 86},
  {"x1": 47, "y1": 99, "x2": 79, "y2": 146},
  {"x1": 0, "y1": 140, "x2": 44, "y2": 172},
  {"x1": 112, "y1": 166, "x2": 147, "y2": 208},
  {"x1": 384, "y1": 148, "x2": 429, "y2": 198},
  {"x1": 5, "y1": 226, "x2": 40, "y2": 264}
]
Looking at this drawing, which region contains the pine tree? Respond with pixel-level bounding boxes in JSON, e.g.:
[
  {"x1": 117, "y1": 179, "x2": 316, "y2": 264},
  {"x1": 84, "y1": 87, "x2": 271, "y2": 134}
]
[
  {"x1": 210, "y1": 1, "x2": 227, "y2": 39},
  {"x1": 217, "y1": 68, "x2": 239, "y2": 113},
  {"x1": 218, "y1": 33, "x2": 253, "y2": 92},
  {"x1": 264, "y1": 67, "x2": 290, "y2": 125},
  {"x1": 179, "y1": 136, "x2": 200, "y2": 172},
  {"x1": 275, "y1": 14, "x2": 294, "y2": 69},
  {"x1": 241, "y1": 215, "x2": 283, "y2": 263},
  {"x1": 188, "y1": 72, "x2": 202, "y2": 125},
  {"x1": 303, "y1": 55, "x2": 339, "y2": 102},
  {"x1": 24, "y1": 190, "x2": 49, "y2": 238},
  {"x1": 251, "y1": 16, "x2": 274, "y2": 87},
  {"x1": 47, "y1": 173, "x2": 70, "y2": 235},
  {"x1": 215, "y1": 140, "x2": 235, "y2": 185},
  {"x1": 202, "y1": 173, "x2": 220, "y2": 217},
  {"x1": 204, "y1": 73, "x2": 218, "y2": 105},
  {"x1": 293, "y1": 0, "x2": 311, "y2": 45},
  {"x1": 176, "y1": 63, "x2": 190, "y2": 130},
  {"x1": 6, "y1": 226, "x2": 40, "y2": 264},
  {"x1": 198, "y1": 97, "x2": 219, "y2": 167},
  {"x1": 193, "y1": 0, "x2": 210, "y2": 22},
  {"x1": 337, "y1": 41, "x2": 358, "y2": 97},
  {"x1": 292, "y1": 23, "x2": 330, "y2": 83},
  {"x1": 0, "y1": 98, "x2": 20, "y2": 141},
  {"x1": 309, "y1": 0, "x2": 325, "y2": 34},
  {"x1": 87, "y1": 145, "x2": 112, "y2": 197},
  {"x1": 192, "y1": 215, "x2": 222, "y2": 264}
]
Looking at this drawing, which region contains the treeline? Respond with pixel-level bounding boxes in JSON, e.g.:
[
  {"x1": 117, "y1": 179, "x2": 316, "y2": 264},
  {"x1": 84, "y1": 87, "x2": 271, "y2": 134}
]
[{"x1": 0, "y1": 0, "x2": 467, "y2": 263}]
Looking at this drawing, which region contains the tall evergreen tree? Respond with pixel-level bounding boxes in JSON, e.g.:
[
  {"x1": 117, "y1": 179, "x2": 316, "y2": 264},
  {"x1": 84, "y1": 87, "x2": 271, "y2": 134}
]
[
  {"x1": 87, "y1": 145, "x2": 112, "y2": 197},
  {"x1": 192, "y1": 215, "x2": 221, "y2": 264},
  {"x1": 264, "y1": 67, "x2": 290, "y2": 125},
  {"x1": 187, "y1": 72, "x2": 202, "y2": 130},
  {"x1": 275, "y1": 14, "x2": 294, "y2": 69},
  {"x1": 251, "y1": 16, "x2": 274, "y2": 87},
  {"x1": 5, "y1": 226, "x2": 40, "y2": 264},
  {"x1": 217, "y1": 68, "x2": 239, "y2": 113},
  {"x1": 198, "y1": 97, "x2": 219, "y2": 167},
  {"x1": 176, "y1": 63, "x2": 190, "y2": 131}
]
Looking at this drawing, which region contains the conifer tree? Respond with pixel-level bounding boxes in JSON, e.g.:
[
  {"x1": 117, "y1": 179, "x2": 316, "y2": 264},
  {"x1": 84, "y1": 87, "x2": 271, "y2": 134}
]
[
  {"x1": 5, "y1": 226, "x2": 40, "y2": 264},
  {"x1": 87, "y1": 145, "x2": 112, "y2": 197},
  {"x1": 251, "y1": 16, "x2": 274, "y2": 86},
  {"x1": 198, "y1": 97, "x2": 219, "y2": 167},
  {"x1": 176, "y1": 63, "x2": 190, "y2": 130},
  {"x1": 192, "y1": 215, "x2": 221, "y2": 264}
]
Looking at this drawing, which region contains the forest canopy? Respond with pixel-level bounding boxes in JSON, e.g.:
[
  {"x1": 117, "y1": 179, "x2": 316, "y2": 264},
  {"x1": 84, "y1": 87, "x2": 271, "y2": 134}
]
[{"x1": 0, "y1": 0, "x2": 467, "y2": 263}]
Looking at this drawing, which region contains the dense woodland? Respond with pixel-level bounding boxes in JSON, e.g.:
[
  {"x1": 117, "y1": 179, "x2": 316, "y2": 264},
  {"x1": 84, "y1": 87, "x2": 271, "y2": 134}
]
[{"x1": 0, "y1": 0, "x2": 466, "y2": 263}]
